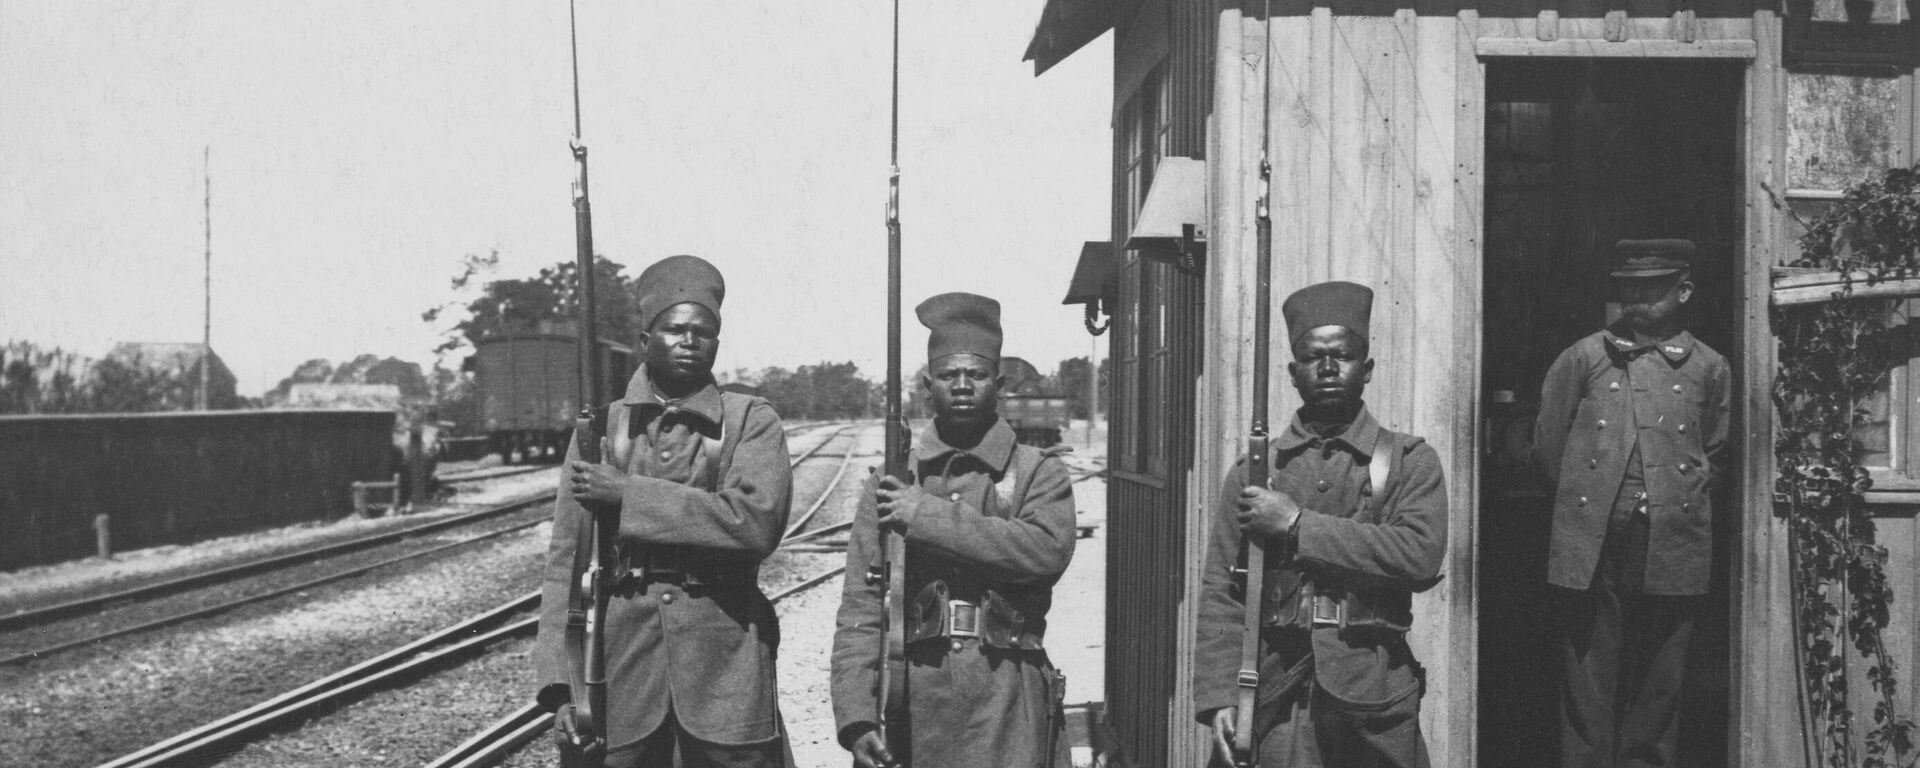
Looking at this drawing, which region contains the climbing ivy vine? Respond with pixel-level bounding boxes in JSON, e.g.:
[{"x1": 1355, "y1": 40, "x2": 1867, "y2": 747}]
[{"x1": 1776, "y1": 166, "x2": 1920, "y2": 768}]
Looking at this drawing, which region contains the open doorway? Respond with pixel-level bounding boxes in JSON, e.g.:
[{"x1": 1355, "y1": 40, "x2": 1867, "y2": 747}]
[{"x1": 1476, "y1": 59, "x2": 1743, "y2": 768}]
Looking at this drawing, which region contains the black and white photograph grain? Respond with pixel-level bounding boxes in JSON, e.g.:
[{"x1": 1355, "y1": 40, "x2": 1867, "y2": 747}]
[{"x1": 3, "y1": 1, "x2": 1919, "y2": 767}]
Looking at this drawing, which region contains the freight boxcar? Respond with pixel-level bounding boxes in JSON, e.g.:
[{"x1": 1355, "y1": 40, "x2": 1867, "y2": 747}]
[
  {"x1": 467, "y1": 331, "x2": 632, "y2": 464},
  {"x1": 1001, "y1": 394, "x2": 1070, "y2": 448}
]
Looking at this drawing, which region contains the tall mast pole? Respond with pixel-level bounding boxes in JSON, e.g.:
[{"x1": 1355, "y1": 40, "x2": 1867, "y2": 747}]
[{"x1": 200, "y1": 146, "x2": 211, "y2": 411}]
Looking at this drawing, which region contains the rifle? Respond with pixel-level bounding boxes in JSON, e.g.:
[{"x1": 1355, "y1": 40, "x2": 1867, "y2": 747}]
[
  {"x1": 865, "y1": 0, "x2": 911, "y2": 761},
  {"x1": 1231, "y1": 1, "x2": 1276, "y2": 765},
  {"x1": 559, "y1": 0, "x2": 612, "y2": 760}
]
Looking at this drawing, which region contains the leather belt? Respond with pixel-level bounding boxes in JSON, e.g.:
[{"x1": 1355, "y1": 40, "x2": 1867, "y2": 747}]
[
  {"x1": 946, "y1": 599, "x2": 981, "y2": 638},
  {"x1": 1309, "y1": 594, "x2": 1346, "y2": 627}
]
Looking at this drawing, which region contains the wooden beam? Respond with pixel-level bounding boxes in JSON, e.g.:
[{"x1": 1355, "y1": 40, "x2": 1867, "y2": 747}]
[
  {"x1": 1474, "y1": 37, "x2": 1757, "y2": 57},
  {"x1": 1771, "y1": 269, "x2": 1920, "y2": 306}
]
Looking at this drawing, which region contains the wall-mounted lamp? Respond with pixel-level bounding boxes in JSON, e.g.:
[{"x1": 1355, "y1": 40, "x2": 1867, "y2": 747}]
[
  {"x1": 1125, "y1": 156, "x2": 1208, "y2": 273},
  {"x1": 1062, "y1": 241, "x2": 1116, "y2": 336}
]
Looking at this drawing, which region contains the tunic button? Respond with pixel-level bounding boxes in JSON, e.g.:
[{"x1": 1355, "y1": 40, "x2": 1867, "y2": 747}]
[
  {"x1": 1578, "y1": 496, "x2": 1588, "y2": 506},
  {"x1": 659, "y1": 450, "x2": 672, "y2": 460},
  {"x1": 951, "y1": 640, "x2": 963, "y2": 653},
  {"x1": 1678, "y1": 423, "x2": 1688, "y2": 433},
  {"x1": 1672, "y1": 385, "x2": 1683, "y2": 393},
  {"x1": 949, "y1": 492, "x2": 961, "y2": 501},
  {"x1": 1588, "y1": 459, "x2": 1598, "y2": 469},
  {"x1": 1597, "y1": 420, "x2": 1607, "y2": 429},
  {"x1": 660, "y1": 592, "x2": 675, "y2": 605},
  {"x1": 1609, "y1": 382, "x2": 1621, "y2": 392},
  {"x1": 1678, "y1": 463, "x2": 1692, "y2": 473},
  {"x1": 1316, "y1": 480, "x2": 1331, "y2": 492}
]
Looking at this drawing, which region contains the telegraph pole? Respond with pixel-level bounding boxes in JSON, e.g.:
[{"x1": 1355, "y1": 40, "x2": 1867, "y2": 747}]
[{"x1": 199, "y1": 146, "x2": 211, "y2": 411}]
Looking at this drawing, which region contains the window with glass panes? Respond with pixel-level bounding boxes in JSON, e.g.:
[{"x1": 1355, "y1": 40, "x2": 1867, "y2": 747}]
[{"x1": 1115, "y1": 68, "x2": 1172, "y2": 477}]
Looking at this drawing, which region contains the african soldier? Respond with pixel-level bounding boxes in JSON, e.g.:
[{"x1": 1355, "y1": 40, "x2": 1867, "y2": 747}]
[
  {"x1": 1194, "y1": 280, "x2": 1450, "y2": 767},
  {"x1": 534, "y1": 254, "x2": 795, "y2": 768},
  {"x1": 1534, "y1": 240, "x2": 1729, "y2": 768},
  {"x1": 831, "y1": 292, "x2": 1077, "y2": 768}
]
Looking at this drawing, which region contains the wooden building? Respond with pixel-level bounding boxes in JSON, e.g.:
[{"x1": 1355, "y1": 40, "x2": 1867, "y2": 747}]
[{"x1": 1028, "y1": 0, "x2": 1920, "y2": 765}]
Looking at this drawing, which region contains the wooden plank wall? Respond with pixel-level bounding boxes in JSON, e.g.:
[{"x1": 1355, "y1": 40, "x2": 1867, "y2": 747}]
[
  {"x1": 1204, "y1": 3, "x2": 1483, "y2": 765},
  {"x1": 1180, "y1": 1, "x2": 1920, "y2": 766}
]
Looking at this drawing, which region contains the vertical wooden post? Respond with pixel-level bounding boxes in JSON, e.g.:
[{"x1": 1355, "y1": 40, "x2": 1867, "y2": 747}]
[
  {"x1": 407, "y1": 426, "x2": 427, "y2": 508},
  {"x1": 93, "y1": 514, "x2": 111, "y2": 560},
  {"x1": 352, "y1": 482, "x2": 369, "y2": 517}
]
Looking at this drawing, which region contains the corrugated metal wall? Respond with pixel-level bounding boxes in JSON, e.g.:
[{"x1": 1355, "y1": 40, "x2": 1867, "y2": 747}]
[{"x1": 1105, "y1": 2, "x2": 1213, "y2": 765}]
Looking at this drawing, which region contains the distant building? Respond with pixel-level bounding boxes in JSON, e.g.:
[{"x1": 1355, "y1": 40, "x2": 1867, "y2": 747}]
[
  {"x1": 284, "y1": 383, "x2": 404, "y2": 411},
  {"x1": 104, "y1": 341, "x2": 240, "y2": 410}
]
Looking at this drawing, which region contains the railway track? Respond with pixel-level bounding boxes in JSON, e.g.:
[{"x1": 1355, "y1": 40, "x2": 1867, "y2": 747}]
[
  {"x1": 0, "y1": 494, "x2": 554, "y2": 640},
  {"x1": 89, "y1": 422, "x2": 870, "y2": 768},
  {"x1": 3, "y1": 424, "x2": 863, "y2": 671}
]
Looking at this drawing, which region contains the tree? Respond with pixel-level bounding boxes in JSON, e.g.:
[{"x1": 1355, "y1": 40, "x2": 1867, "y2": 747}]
[
  {"x1": 0, "y1": 341, "x2": 87, "y2": 414},
  {"x1": 744, "y1": 362, "x2": 879, "y2": 421},
  {"x1": 1054, "y1": 356, "x2": 1110, "y2": 419},
  {"x1": 424, "y1": 253, "x2": 645, "y2": 356}
]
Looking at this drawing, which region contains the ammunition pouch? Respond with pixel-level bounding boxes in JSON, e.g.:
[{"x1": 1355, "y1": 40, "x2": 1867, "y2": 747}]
[
  {"x1": 1265, "y1": 573, "x2": 1412, "y2": 633},
  {"x1": 906, "y1": 580, "x2": 1047, "y2": 650}
]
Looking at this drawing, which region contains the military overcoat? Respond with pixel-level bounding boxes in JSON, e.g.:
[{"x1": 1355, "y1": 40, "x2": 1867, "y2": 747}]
[
  {"x1": 830, "y1": 419, "x2": 1077, "y2": 768},
  {"x1": 534, "y1": 367, "x2": 793, "y2": 752},
  {"x1": 1193, "y1": 405, "x2": 1448, "y2": 763}
]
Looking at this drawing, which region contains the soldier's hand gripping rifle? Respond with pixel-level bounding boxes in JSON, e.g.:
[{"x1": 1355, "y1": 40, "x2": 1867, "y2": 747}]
[
  {"x1": 864, "y1": 0, "x2": 911, "y2": 763},
  {"x1": 558, "y1": 0, "x2": 613, "y2": 760},
  {"x1": 1231, "y1": 2, "x2": 1276, "y2": 765}
]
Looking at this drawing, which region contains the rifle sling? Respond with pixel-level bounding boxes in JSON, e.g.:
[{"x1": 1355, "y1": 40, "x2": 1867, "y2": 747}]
[{"x1": 1234, "y1": 436, "x2": 1395, "y2": 752}]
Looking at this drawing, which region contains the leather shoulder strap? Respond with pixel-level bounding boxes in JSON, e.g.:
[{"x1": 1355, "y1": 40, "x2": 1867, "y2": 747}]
[
  {"x1": 1368, "y1": 436, "x2": 1393, "y2": 502},
  {"x1": 714, "y1": 392, "x2": 754, "y2": 480}
]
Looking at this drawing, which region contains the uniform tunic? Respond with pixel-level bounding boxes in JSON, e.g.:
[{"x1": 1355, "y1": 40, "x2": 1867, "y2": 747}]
[
  {"x1": 1193, "y1": 405, "x2": 1449, "y2": 767},
  {"x1": 830, "y1": 419, "x2": 1077, "y2": 768},
  {"x1": 534, "y1": 368, "x2": 794, "y2": 758},
  {"x1": 1534, "y1": 328, "x2": 1730, "y2": 596}
]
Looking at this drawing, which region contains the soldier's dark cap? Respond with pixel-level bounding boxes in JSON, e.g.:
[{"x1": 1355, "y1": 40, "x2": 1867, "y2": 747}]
[
  {"x1": 636, "y1": 254, "x2": 725, "y2": 329},
  {"x1": 1611, "y1": 239, "x2": 1695, "y2": 278},
  {"x1": 917, "y1": 292, "x2": 1002, "y2": 363},
  {"x1": 1282, "y1": 281, "x2": 1372, "y2": 344}
]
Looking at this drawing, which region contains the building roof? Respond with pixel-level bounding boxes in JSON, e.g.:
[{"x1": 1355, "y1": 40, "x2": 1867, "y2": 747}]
[
  {"x1": 1023, "y1": 0, "x2": 1112, "y2": 75},
  {"x1": 106, "y1": 342, "x2": 223, "y2": 372}
]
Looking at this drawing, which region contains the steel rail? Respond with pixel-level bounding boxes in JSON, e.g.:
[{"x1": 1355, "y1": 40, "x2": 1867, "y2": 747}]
[
  {"x1": 420, "y1": 564, "x2": 848, "y2": 768},
  {"x1": 782, "y1": 431, "x2": 858, "y2": 541},
  {"x1": 782, "y1": 518, "x2": 853, "y2": 546},
  {"x1": 436, "y1": 464, "x2": 555, "y2": 484},
  {"x1": 94, "y1": 593, "x2": 540, "y2": 768},
  {"x1": 789, "y1": 423, "x2": 853, "y2": 468},
  {"x1": 0, "y1": 494, "x2": 552, "y2": 633},
  {"x1": 2, "y1": 507, "x2": 553, "y2": 667},
  {"x1": 96, "y1": 427, "x2": 863, "y2": 768},
  {"x1": 8, "y1": 426, "x2": 852, "y2": 634}
]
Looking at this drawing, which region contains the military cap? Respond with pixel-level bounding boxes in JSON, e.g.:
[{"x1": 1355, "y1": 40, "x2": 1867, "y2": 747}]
[
  {"x1": 635, "y1": 254, "x2": 725, "y2": 329},
  {"x1": 917, "y1": 292, "x2": 1002, "y2": 362},
  {"x1": 1610, "y1": 239, "x2": 1695, "y2": 278},
  {"x1": 1282, "y1": 280, "x2": 1372, "y2": 344}
]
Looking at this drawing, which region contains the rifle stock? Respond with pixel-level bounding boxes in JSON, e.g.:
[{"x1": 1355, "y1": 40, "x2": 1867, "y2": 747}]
[
  {"x1": 561, "y1": 0, "x2": 611, "y2": 759},
  {"x1": 1232, "y1": 6, "x2": 1276, "y2": 762},
  {"x1": 863, "y1": 0, "x2": 910, "y2": 763}
]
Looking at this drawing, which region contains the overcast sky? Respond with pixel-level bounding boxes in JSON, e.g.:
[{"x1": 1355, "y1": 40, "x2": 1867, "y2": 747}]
[{"x1": 0, "y1": 2, "x2": 1113, "y2": 396}]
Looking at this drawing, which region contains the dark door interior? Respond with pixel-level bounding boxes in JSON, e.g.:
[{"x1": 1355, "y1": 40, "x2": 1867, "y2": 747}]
[{"x1": 1477, "y1": 59, "x2": 1742, "y2": 768}]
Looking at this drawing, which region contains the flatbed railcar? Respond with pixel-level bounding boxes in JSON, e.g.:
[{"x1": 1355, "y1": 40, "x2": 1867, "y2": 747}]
[{"x1": 466, "y1": 332, "x2": 633, "y2": 464}]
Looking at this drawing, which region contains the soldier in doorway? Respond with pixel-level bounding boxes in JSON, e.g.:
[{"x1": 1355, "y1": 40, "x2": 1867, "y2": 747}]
[
  {"x1": 1534, "y1": 239, "x2": 1731, "y2": 768},
  {"x1": 1194, "y1": 280, "x2": 1450, "y2": 767},
  {"x1": 831, "y1": 292, "x2": 1078, "y2": 768},
  {"x1": 533, "y1": 254, "x2": 796, "y2": 768}
]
